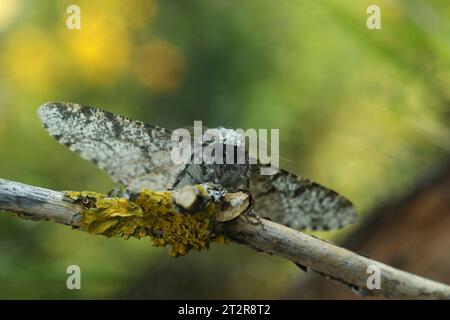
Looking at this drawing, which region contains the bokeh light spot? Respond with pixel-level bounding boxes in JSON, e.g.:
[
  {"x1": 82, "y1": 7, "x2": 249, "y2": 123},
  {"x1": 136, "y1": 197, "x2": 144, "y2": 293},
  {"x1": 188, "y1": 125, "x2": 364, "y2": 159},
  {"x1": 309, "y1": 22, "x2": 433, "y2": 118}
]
[{"x1": 133, "y1": 39, "x2": 185, "y2": 92}]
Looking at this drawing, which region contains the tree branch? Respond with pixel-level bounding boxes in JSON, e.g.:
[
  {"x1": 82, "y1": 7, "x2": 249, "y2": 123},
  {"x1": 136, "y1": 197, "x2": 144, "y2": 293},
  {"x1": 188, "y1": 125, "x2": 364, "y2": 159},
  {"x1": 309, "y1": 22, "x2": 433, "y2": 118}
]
[
  {"x1": 1, "y1": 178, "x2": 449, "y2": 299},
  {"x1": 221, "y1": 216, "x2": 450, "y2": 299}
]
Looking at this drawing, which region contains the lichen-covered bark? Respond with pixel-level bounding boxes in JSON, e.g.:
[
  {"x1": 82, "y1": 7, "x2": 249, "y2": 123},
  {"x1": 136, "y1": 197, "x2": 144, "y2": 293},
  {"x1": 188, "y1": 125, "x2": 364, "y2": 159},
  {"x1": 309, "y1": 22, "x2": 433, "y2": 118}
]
[{"x1": 65, "y1": 186, "x2": 227, "y2": 256}]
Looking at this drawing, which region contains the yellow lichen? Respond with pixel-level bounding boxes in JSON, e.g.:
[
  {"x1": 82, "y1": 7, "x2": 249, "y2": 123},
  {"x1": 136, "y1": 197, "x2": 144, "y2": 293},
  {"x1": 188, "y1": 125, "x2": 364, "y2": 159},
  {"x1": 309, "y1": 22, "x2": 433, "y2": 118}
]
[
  {"x1": 65, "y1": 191, "x2": 105, "y2": 201},
  {"x1": 64, "y1": 188, "x2": 227, "y2": 256}
]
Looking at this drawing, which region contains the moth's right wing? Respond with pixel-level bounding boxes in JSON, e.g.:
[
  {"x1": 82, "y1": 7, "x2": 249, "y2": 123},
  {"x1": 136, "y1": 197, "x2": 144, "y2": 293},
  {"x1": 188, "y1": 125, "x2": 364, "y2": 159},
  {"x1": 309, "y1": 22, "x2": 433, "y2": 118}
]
[
  {"x1": 250, "y1": 166, "x2": 357, "y2": 230},
  {"x1": 38, "y1": 102, "x2": 185, "y2": 190}
]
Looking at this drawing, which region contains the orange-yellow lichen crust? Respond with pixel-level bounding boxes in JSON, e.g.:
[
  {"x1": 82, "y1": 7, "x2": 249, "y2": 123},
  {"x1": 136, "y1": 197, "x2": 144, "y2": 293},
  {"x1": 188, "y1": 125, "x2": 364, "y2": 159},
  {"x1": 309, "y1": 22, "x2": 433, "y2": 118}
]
[{"x1": 64, "y1": 188, "x2": 227, "y2": 256}]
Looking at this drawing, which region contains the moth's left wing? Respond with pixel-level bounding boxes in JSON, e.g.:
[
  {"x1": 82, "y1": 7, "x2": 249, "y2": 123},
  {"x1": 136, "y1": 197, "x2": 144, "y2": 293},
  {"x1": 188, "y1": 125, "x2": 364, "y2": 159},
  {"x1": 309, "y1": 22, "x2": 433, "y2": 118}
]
[
  {"x1": 38, "y1": 102, "x2": 185, "y2": 190},
  {"x1": 250, "y1": 166, "x2": 357, "y2": 230}
]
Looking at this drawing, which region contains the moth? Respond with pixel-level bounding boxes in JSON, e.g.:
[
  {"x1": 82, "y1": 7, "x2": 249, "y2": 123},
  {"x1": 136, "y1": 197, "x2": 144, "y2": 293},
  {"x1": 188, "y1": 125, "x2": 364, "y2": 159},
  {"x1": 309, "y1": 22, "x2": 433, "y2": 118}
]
[{"x1": 38, "y1": 102, "x2": 357, "y2": 231}]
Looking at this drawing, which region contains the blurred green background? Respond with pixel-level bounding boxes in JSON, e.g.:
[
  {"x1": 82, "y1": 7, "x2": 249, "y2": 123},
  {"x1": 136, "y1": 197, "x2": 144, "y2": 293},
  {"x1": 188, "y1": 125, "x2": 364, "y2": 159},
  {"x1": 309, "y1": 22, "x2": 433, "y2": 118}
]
[{"x1": 0, "y1": 0, "x2": 449, "y2": 299}]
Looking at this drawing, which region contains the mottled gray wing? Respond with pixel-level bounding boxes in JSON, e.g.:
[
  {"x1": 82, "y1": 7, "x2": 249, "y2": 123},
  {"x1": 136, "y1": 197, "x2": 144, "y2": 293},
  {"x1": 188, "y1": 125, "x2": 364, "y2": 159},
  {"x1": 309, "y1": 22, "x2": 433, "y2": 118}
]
[
  {"x1": 38, "y1": 102, "x2": 185, "y2": 190},
  {"x1": 250, "y1": 166, "x2": 357, "y2": 230}
]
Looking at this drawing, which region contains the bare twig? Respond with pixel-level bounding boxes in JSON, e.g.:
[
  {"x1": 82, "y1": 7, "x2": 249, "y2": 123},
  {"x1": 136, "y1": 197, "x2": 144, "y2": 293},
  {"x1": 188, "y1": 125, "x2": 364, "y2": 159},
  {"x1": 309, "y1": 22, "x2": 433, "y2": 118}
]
[
  {"x1": 220, "y1": 215, "x2": 450, "y2": 299},
  {"x1": 1, "y1": 178, "x2": 449, "y2": 299}
]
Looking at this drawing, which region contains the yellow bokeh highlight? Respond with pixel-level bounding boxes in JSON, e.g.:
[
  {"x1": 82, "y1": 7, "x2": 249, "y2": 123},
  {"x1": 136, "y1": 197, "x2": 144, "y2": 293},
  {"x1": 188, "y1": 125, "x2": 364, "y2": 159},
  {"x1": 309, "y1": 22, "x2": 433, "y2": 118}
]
[
  {"x1": 0, "y1": 0, "x2": 20, "y2": 30},
  {"x1": 133, "y1": 39, "x2": 185, "y2": 92},
  {"x1": 62, "y1": 11, "x2": 130, "y2": 85},
  {"x1": 2, "y1": 27, "x2": 58, "y2": 92}
]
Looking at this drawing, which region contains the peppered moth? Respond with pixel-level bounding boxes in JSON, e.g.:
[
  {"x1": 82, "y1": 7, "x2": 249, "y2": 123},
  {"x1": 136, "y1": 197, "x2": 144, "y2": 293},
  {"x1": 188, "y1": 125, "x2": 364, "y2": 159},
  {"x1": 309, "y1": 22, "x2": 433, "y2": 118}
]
[{"x1": 38, "y1": 102, "x2": 357, "y2": 230}]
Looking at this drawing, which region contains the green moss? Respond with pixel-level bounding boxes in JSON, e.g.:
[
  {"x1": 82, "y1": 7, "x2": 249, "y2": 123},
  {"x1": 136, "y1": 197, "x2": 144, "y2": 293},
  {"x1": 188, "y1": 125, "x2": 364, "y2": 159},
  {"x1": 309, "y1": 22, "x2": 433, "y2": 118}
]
[{"x1": 64, "y1": 188, "x2": 227, "y2": 256}]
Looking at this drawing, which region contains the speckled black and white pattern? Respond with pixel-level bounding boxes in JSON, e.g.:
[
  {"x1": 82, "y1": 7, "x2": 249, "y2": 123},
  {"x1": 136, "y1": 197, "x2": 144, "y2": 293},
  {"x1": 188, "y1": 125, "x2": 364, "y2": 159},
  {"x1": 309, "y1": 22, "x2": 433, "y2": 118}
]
[
  {"x1": 249, "y1": 166, "x2": 357, "y2": 230},
  {"x1": 38, "y1": 102, "x2": 357, "y2": 231},
  {"x1": 38, "y1": 102, "x2": 186, "y2": 190}
]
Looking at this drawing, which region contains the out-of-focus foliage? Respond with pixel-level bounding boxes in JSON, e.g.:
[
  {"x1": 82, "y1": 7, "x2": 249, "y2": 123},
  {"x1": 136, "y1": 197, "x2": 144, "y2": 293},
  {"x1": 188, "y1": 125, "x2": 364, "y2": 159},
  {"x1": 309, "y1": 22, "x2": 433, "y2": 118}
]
[{"x1": 0, "y1": 0, "x2": 448, "y2": 298}]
